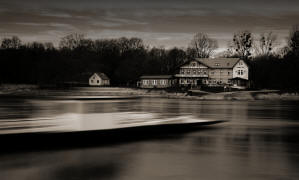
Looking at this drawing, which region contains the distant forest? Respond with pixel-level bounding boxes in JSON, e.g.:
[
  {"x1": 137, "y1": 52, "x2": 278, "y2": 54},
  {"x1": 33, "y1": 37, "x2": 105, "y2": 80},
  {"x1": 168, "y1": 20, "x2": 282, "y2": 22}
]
[{"x1": 0, "y1": 25, "x2": 299, "y2": 89}]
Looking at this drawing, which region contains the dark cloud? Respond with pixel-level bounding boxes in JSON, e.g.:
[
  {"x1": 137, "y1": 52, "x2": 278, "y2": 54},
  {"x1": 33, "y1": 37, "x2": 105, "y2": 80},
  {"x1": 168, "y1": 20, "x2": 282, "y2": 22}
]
[{"x1": 0, "y1": 0, "x2": 298, "y2": 49}]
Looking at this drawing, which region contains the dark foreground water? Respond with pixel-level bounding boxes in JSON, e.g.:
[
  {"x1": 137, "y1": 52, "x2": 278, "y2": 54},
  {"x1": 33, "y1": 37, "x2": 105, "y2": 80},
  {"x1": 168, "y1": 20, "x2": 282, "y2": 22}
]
[{"x1": 0, "y1": 97, "x2": 299, "y2": 180}]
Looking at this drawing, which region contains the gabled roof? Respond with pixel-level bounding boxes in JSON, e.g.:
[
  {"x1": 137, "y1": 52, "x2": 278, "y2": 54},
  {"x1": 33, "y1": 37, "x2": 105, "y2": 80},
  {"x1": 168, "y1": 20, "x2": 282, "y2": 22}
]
[
  {"x1": 94, "y1": 72, "x2": 110, "y2": 80},
  {"x1": 140, "y1": 75, "x2": 173, "y2": 79},
  {"x1": 196, "y1": 58, "x2": 241, "y2": 69}
]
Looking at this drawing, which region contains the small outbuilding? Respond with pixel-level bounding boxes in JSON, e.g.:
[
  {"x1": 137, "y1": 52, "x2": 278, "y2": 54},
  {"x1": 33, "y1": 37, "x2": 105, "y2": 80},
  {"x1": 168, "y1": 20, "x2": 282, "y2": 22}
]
[
  {"x1": 89, "y1": 72, "x2": 110, "y2": 86},
  {"x1": 139, "y1": 75, "x2": 175, "y2": 88}
]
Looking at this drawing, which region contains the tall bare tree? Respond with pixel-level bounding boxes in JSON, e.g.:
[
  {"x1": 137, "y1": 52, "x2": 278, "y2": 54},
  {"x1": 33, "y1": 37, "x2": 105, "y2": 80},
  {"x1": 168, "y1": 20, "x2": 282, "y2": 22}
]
[
  {"x1": 190, "y1": 33, "x2": 218, "y2": 58},
  {"x1": 255, "y1": 32, "x2": 277, "y2": 56},
  {"x1": 233, "y1": 30, "x2": 253, "y2": 60}
]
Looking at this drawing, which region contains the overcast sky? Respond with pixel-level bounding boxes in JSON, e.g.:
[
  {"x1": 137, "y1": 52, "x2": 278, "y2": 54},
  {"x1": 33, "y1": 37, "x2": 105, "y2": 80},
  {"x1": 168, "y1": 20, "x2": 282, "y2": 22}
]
[{"x1": 0, "y1": 0, "x2": 298, "y2": 51}]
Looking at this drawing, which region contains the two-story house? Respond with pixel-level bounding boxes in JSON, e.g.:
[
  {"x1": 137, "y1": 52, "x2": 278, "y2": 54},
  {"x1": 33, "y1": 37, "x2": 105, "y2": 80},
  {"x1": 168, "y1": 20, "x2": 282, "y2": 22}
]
[
  {"x1": 175, "y1": 58, "x2": 249, "y2": 88},
  {"x1": 174, "y1": 60, "x2": 209, "y2": 87}
]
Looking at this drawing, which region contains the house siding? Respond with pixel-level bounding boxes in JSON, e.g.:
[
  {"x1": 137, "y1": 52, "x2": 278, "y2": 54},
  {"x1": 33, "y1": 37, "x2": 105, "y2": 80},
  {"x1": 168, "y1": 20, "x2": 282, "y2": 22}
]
[
  {"x1": 140, "y1": 78, "x2": 174, "y2": 88},
  {"x1": 232, "y1": 60, "x2": 249, "y2": 80},
  {"x1": 175, "y1": 58, "x2": 249, "y2": 87},
  {"x1": 89, "y1": 73, "x2": 110, "y2": 86}
]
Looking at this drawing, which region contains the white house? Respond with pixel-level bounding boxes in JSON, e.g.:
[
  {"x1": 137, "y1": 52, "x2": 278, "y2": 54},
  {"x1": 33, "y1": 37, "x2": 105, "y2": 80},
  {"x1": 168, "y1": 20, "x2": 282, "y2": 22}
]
[
  {"x1": 175, "y1": 58, "x2": 249, "y2": 88},
  {"x1": 89, "y1": 72, "x2": 110, "y2": 86},
  {"x1": 232, "y1": 59, "x2": 249, "y2": 80}
]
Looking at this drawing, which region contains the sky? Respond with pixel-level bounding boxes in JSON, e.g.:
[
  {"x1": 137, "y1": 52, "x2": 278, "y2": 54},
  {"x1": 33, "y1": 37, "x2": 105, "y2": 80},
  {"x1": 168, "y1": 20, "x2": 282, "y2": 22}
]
[{"x1": 0, "y1": 0, "x2": 298, "y2": 51}]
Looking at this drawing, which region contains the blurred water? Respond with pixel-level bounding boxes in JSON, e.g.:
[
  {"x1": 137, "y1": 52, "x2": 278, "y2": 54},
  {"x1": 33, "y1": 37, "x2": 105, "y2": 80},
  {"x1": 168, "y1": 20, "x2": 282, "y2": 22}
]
[{"x1": 0, "y1": 97, "x2": 299, "y2": 180}]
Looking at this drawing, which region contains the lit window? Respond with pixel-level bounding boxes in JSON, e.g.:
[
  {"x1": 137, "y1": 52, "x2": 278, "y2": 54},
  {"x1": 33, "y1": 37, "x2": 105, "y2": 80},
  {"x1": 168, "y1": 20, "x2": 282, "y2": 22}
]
[
  {"x1": 153, "y1": 80, "x2": 157, "y2": 85},
  {"x1": 187, "y1": 70, "x2": 190, "y2": 74}
]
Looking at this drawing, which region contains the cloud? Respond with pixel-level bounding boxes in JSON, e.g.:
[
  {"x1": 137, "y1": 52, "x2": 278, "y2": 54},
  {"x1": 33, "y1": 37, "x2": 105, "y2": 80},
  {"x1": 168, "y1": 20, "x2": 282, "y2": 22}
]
[{"x1": 0, "y1": 0, "x2": 298, "y2": 50}]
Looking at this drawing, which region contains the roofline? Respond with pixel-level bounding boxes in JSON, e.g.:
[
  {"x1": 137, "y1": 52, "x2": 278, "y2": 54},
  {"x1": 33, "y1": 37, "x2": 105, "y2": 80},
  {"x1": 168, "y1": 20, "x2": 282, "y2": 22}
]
[
  {"x1": 140, "y1": 75, "x2": 174, "y2": 79},
  {"x1": 195, "y1": 58, "x2": 242, "y2": 69}
]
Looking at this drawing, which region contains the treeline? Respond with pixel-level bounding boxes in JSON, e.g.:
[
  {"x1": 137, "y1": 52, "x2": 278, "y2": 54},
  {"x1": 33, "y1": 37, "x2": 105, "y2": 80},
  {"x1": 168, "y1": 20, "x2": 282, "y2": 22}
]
[
  {"x1": 0, "y1": 25, "x2": 299, "y2": 89},
  {"x1": 0, "y1": 35, "x2": 188, "y2": 86}
]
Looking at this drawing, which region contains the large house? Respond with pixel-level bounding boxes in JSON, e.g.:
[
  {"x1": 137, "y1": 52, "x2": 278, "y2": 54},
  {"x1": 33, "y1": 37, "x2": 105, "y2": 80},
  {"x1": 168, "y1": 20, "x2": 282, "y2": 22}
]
[
  {"x1": 89, "y1": 72, "x2": 110, "y2": 86},
  {"x1": 139, "y1": 58, "x2": 249, "y2": 89},
  {"x1": 139, "y1": 75, "x2": 175, "y2": 88},
  {"x1": 175, "y1": 58, "x2": 249, "y2": 88}
]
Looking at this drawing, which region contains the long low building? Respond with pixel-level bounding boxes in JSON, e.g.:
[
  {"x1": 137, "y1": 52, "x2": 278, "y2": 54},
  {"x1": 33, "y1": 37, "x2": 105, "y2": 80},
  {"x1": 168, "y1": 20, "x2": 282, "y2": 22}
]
[{"x1": 139, "y1": 75, "x2": 175, "y2": 88}]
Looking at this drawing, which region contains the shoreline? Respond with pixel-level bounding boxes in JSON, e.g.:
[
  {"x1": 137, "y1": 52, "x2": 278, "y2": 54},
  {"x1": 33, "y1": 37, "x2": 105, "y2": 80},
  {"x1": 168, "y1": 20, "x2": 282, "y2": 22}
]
[{"x1": 1, "y1": 84, "x2": 299, "y2": 101}]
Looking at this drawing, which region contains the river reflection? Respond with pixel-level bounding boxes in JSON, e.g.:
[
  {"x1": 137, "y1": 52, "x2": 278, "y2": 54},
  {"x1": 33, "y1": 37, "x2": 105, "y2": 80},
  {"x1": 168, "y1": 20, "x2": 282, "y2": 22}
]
[{"x1": 0, "y1": 98, "x2": 299, "y2": 180}]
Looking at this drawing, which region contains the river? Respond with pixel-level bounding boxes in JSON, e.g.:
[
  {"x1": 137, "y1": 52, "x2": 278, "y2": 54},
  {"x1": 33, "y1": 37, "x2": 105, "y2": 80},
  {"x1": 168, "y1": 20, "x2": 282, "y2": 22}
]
[{"x1": 0, "y1": 97, "x2": 299, "y2": 180}]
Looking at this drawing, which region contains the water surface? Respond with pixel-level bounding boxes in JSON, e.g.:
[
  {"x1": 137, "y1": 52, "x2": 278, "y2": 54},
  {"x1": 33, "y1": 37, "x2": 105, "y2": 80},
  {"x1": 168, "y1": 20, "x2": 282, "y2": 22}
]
[{"x1": 0, "y1": 97, "x2": 299, "y2": 180}]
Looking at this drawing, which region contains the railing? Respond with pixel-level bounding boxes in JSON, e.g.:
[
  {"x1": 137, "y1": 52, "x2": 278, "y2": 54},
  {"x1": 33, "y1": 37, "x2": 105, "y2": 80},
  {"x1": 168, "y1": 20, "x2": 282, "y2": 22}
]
[{"x1": 175, "y1": 74, "x2": 208, "y2": 78}]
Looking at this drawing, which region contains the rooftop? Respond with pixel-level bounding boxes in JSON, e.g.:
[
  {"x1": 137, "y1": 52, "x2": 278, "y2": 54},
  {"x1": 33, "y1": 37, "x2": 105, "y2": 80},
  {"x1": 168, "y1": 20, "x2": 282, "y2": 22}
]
[
  {"x1": 140, "y1": 75, "x2": 173, "y2": 79},
  {"x1": 196, "y1": 58, "x2": 241, "y2": 69}
]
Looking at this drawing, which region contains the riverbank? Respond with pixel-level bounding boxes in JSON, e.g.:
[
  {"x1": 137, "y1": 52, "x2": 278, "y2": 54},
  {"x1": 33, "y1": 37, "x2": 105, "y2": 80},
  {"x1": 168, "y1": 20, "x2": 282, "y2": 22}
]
[{"x1": 1, "y1": 84, "x2": 299, "y2": 100}]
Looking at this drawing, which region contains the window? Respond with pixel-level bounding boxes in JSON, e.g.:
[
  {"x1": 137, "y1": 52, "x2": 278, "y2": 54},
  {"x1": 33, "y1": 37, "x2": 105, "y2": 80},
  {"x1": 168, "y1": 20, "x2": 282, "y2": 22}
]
[
  {"x1": 227, "y1": 63, "x2": 230, "y2": 66},
  {"x1": 143, "y1": 80, "x2": 149, "y2": 85},
  {"x1": 228, "y1": 72, "x2": 230, "y2": 75},
  {"x1": 204, "y1": 71, "x2": 207, "y2": 75},
  {"x1": 193, "y1": 70, "x2": 196, "y2": 74},
  {"x1": 91, "y1": 80, "x2": 94, "y2": 83},
  {"x1": 181, "y1": 69, "x2": 184, "y2": 74},
  {"x1": 237, "y1": 70, "x2": 244, "y2": 75},
  {"x1": 187, "y1": 70, "x2": 190, "y2": 74},
  {"x1": 161, "y1": 80, "x2": 166, "y2": 85},
  {"x1": 215, "y1": 63, "x2": 220, "y2": 66},
  {"x1": 153, "y1": 80, "x2": 157, "y2": 85},
  {"x1": 192, "y1": 62, "x2": 196, "y2": 67},
  {"x1": 97, "y1": 80, "x2": 99, "y2": 83}
]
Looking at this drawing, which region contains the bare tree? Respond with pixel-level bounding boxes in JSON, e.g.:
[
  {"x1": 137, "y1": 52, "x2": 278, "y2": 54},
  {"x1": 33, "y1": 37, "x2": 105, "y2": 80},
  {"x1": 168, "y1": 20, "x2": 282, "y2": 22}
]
[
  {"x1": 44, "y1": 42, "x2": 55, "y2": 50},
  {"x1": 1, "y1": 36, "x2": 22, "y2": 49},
  {"x1": 255, "y1": 32, "x2": 277, "y2": 56},
  {"x1": 288, "y1": 25, "x2": 299, "y2": 57},
  {"x1": 233, "y1": 30, "x2": 253, "y2": 60},
  {"x1": 189, "y1": 33, "x2": 218, "y2": 58},
  {"x1": 117, "y1": 37, "x2": 144, "y2": 54},
  {"x1": 59, "y1": 33, "x2": 85, "y2": 50}
]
